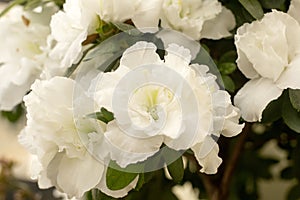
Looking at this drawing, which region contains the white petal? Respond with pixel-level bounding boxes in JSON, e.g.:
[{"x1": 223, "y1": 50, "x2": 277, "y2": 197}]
[
  {"x1": 201, "y1": 6, "x2": 236, "y2": 40},
  {"x1": 164, "y1": 43, "x2": 192, "y2": 74},
  {"x1": 97, "y1": 168, "x2": 138, "y2": 198},
  {"x1": 98, "y1": 0, "x2": 134, "y2": 22},
  {"x1": 192, "y1": 139, "x2": 222, "y2": 174},
  {"x1": 55, "y1": 153, "x2": 104, "y2": 198},
  {"x1": 234, "y1": 78, "x2": 283, "y2": 122},
  {"x1": 288, "y1": 0, "x2": 300, "y2": 25},
  {"x1": 277, "y1": 55, "x2": 300, "y2": 90},
  {"x1": 105, "y1": 121, "x2": 163, "y2": 168},
  {"x1": 120, "y1": 41, "x2": 162, "y2": 69},
  {"x1": 131, "y1": 0, "x2": 162, "y2": 30}
]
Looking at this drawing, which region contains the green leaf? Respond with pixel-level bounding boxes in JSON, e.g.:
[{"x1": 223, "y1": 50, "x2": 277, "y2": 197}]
[
  {"x1": 86, "y1": 107, "x2": 114, "y2": 124},
  {"x1": 222, "y1": 75, "x2": 235, "y2": 93},
  {"x1": 167, "y1": 157, "x2": 184, "y2": 183},
  {"x1": 289, "y1": 89, "x2": 300, "y2": 112},
  {"x1": 239, "y1": 0, "x2": 264, "y2": 20},
  {"x1": 218, "y1": 62, "x2": 237, "y2": 75},
  {"x1": 282, "y1": 93, "x2": 300, "y2": 133},
  {"x1": 106, "y1": 161, "x2": 139, "y2": 191},
  {"x1": 261, "y1": 94, "x2": 283, "y2": 123}
]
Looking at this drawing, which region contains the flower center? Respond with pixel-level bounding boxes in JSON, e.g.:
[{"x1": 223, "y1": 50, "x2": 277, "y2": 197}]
[
  {"x1": 128, "y1": 84, "x2": 174, "y2": 128},
  {"x1": 149, "y1": 105, "x2": 159, "y2": 121}
]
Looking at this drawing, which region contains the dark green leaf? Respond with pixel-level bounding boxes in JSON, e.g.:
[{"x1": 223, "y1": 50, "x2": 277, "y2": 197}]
[
  {"x1": 86, "y1": 107, "x2": 114, "y2": 124},
  {"x1": 106, "y1": 161, "x2": 139, "y2": 191},
  {"x1": 261, "y1": 94, "x2": 283, "y2": 123},
  {"x1": 222, "y1": 75, "x2": 235, "y2": 93},
  {"x1": 282, "y1": 94, "x2": 300, "y2": 133},
  {"x1": 167, "y1": 157, "x2": 184, "y2": 183},
  {"x1": 239, "y1": 0, "x2": 264, "y2": 20},
  {"x1": 289, "y1": 89, "x2": 300, "y2": 112},
  {"x1": 218, "y1": 62, "x2": 237, "y2": 75}
]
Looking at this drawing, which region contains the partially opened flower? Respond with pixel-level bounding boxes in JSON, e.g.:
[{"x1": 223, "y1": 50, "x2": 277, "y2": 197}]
[
  {"x1": 160, "y1": 0, "x2": 236, "y2": 40},
  {"x1": 90, "y1": 41, "x2": 244, "y2": 174},
  {"x1": 0, "y1": 5, "x2": 57, "y2": 110},
  {"x1": 234, "y1": 0, "x2": 300, "y2": 122},
  {"x1": 19, "y1": 77, "x2": 137, "y2": 198}
]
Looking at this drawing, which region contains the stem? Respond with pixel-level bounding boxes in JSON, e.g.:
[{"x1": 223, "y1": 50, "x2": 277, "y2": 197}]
[{"x1": 212, "y1": 122, "x2": 251, "y2": 200}]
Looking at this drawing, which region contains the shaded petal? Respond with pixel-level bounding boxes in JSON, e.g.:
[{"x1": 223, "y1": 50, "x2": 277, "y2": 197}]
[
  {"x1": 105, "y1": 121, "x2": 163, "y2": 168},
  {"x1": 288, "y1": 0, "x2": 300, "y2": 25},
  {"x1": 234, "y1": 78, "x2": 283, "y2": 122},
  {"x1": 97, "y1": 168, "x2": 138, "y2": 198},
  {"x1": 120, "y1": 42, "x2": 162, "y2": 69},
  {"x1": 277, "y1": 55, "x2": 300, "y2": 90},
  {"x1": 201, "y1": 7, "x2": 236, "y2": 40},
  {"x1": 235, "y1": 46, "x2": 259, "y2": 79},
  {"x1": 192, "y1": 137, "x2": 222, "y2": 174}
]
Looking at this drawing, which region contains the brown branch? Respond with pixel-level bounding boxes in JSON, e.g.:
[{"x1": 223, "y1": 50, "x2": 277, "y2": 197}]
[{"x1": 212, "y1": 122, "x2": 251, "y2": 200}]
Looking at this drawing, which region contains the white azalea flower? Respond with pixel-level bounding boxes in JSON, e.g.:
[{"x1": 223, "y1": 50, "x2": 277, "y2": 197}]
[
  {"x1": 0, "y1": 5, "x2": 57, "y2": 110},
  {"x1": 19, "y1": 77, "x2": 137, "y2": 198},
  {"x1": 49, "y1": 0, "x2": 100, "y2": 69},
  {"x1": 160, "y1": 0, "x2": 236, "y2": 40},
  {"x1": 234, "y1": 2, "x2": 300, "y2": 122},
  {"x1": 91, "y1": 41, "x2": 244, "y2": 174},
  {"x1": 98, "y1": 0, "x2": 163, "y2": 30}
]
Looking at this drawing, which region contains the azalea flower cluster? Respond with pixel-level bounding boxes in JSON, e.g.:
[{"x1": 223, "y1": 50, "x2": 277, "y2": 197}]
[{"x1": 0, "y1": 0, "x2": 299, "y2": 199}]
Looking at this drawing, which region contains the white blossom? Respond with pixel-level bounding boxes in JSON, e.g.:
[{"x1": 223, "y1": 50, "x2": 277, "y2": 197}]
[
  {"x1": 234, "y1": 1, "x2": 300, "y2": 122},
  {"x1": 160, "y1": 0, "x2": 236, "y2": 40},
  {"x1": 90, "y1": 41, "x2": 244, "y2": 174},
  {"x1": 0, "y1": 5, "x2": 57, "y2": 110},
  {"x1": 19, "y1": 77, "x2": 137, "y2": 198}
]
